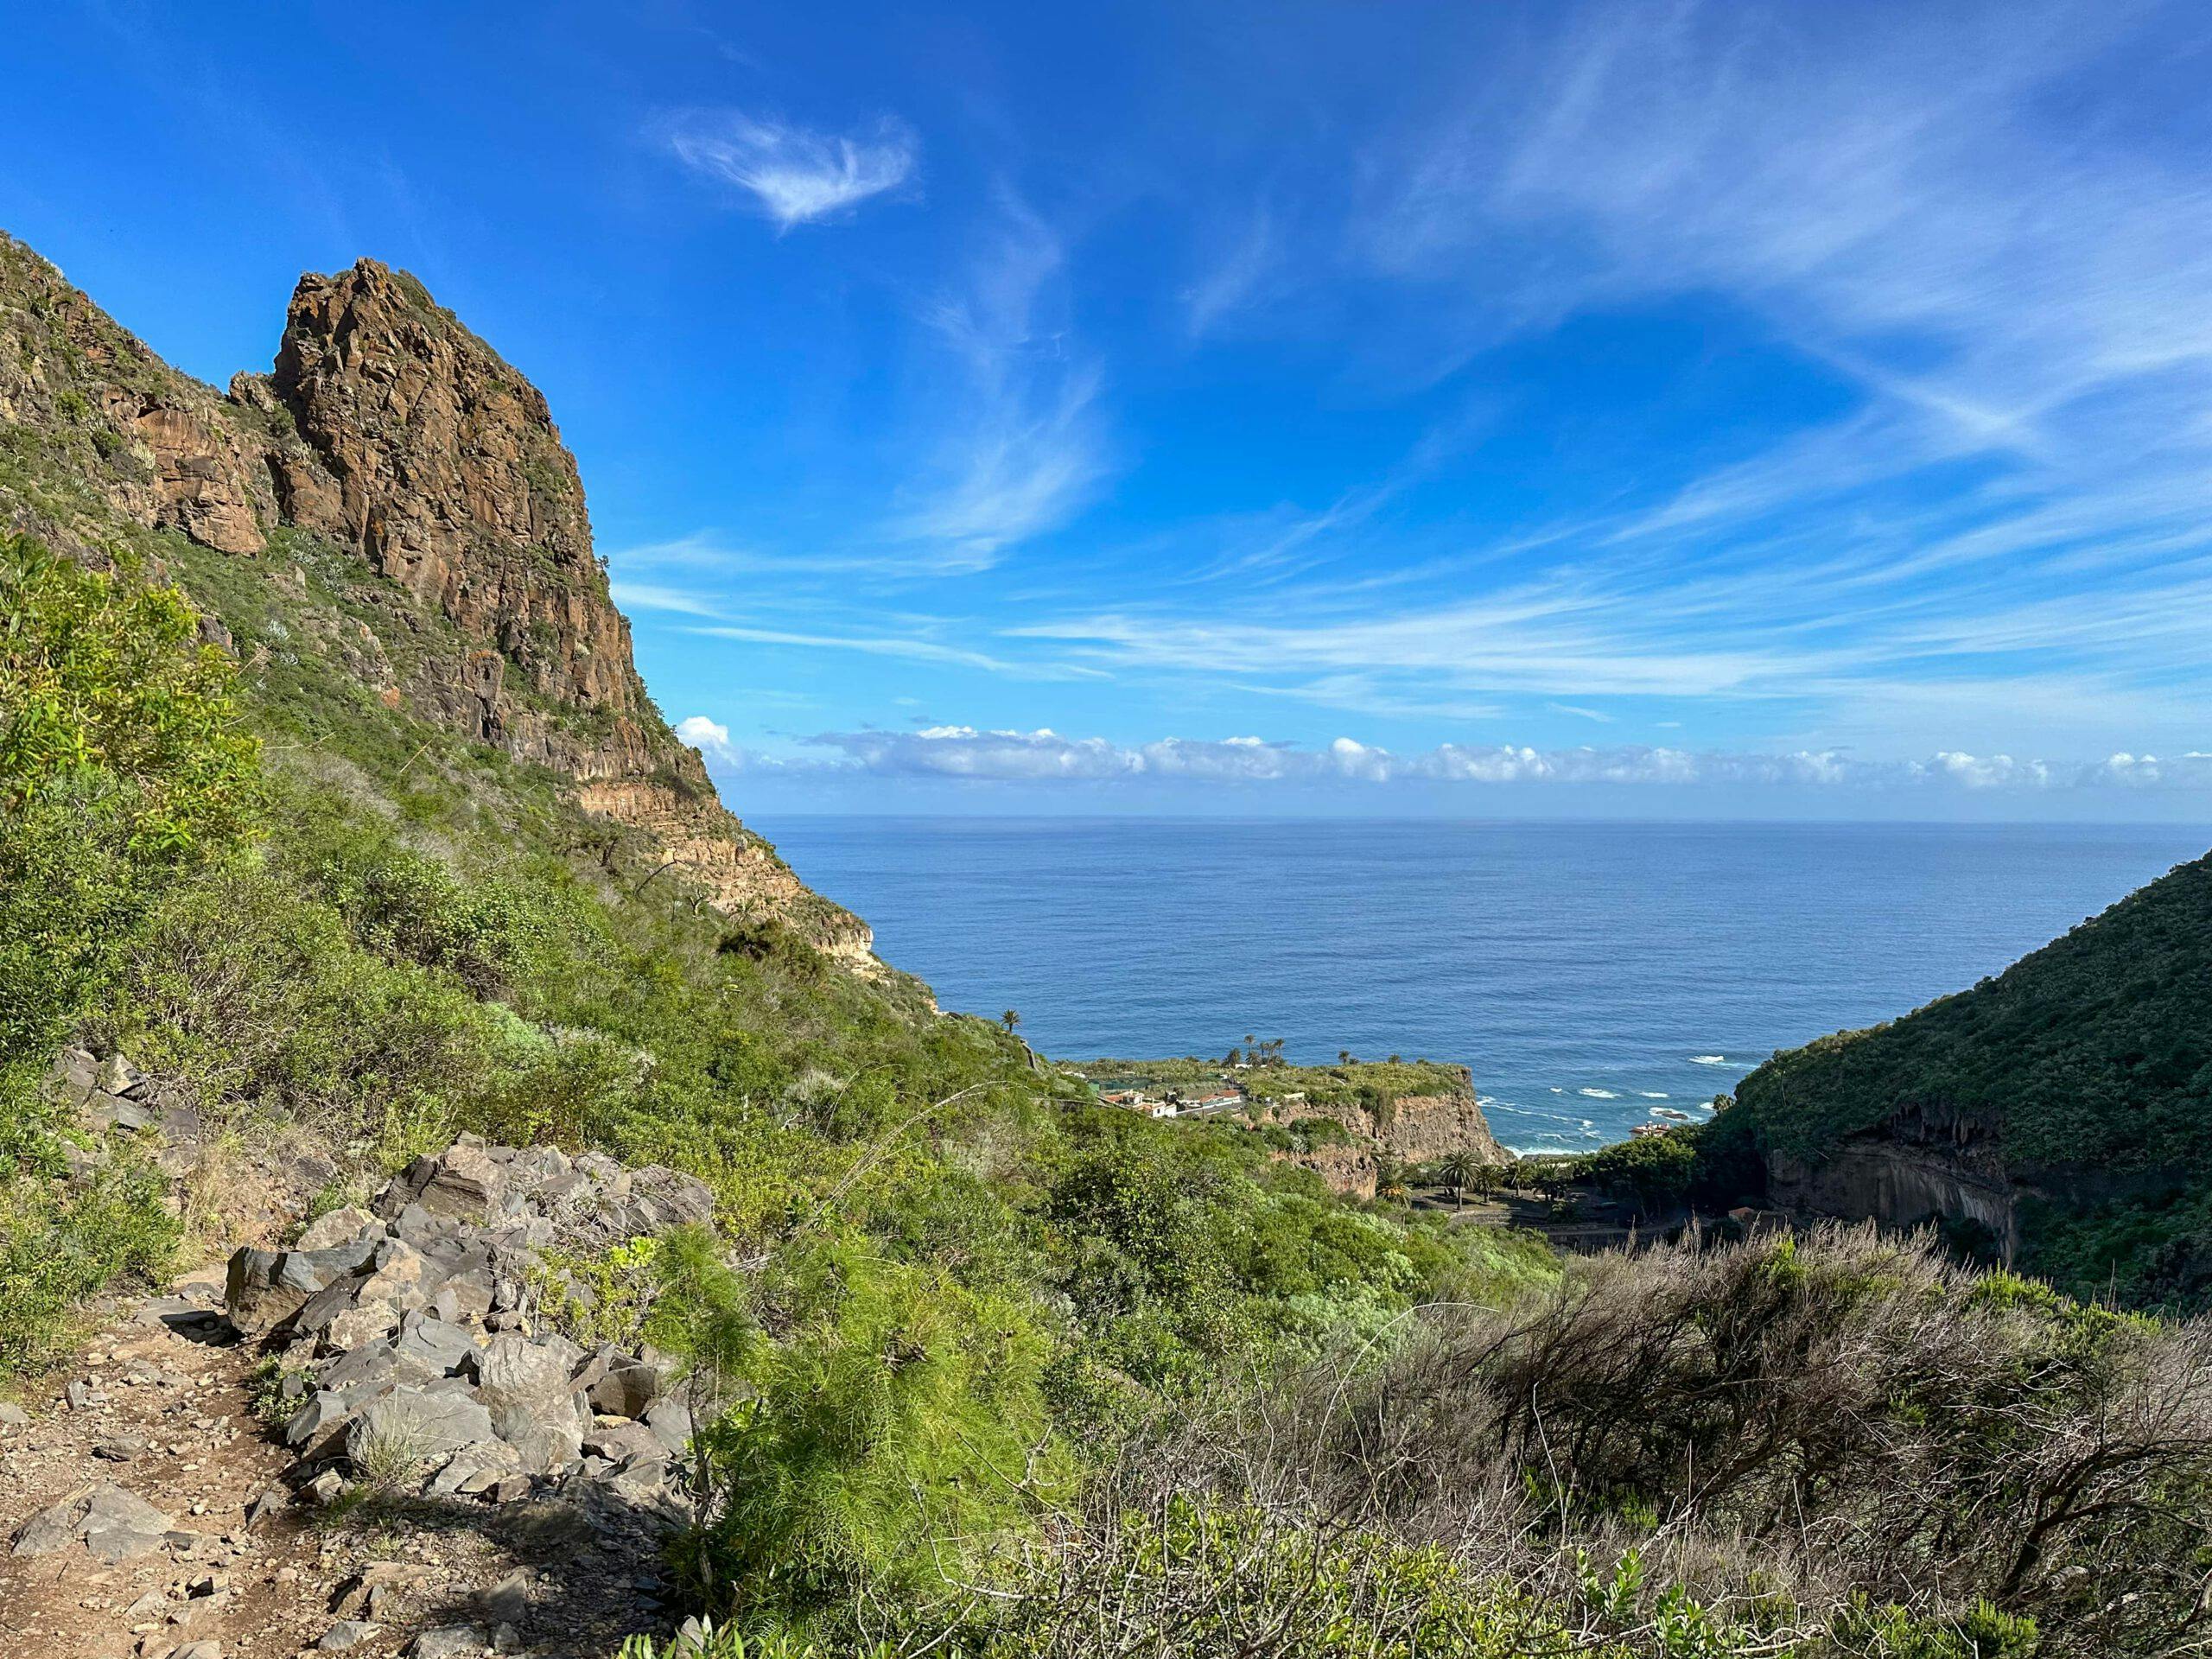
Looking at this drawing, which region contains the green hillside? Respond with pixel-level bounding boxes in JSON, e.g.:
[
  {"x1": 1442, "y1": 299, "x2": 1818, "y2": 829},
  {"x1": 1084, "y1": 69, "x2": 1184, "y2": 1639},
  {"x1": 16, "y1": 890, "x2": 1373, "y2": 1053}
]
[{"x1": 1728, "y1": 851, "x2": 2212, "y2": 1306}]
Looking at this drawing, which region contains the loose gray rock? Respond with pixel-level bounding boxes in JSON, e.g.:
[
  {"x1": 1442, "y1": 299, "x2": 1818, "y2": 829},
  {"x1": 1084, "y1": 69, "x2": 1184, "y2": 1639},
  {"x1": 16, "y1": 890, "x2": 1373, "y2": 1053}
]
[
  {"x1": 643, "y1": 1396, "x2": 694, "y2": 1455},
  {"x1": 588, "y1": 1359, "x2": 660, "y2": 1419},
  {"x1": 406, "y1": 1626, "x2": 488, "y2": 1658},
  {"x1": 82, "y1": 1482, "x2": 177, "y2": 1562},
  {"x1": 480, "y1": 1567, "x2": 531, "y2": 1623},
  {"x1": 582, "y1": 1420, "x2": 663, "y2": 1465},
  {"x1": 346, "y1": 1384, "x2": 497, "y2": 1471},
  {"x1": 296, "y1": 1205, "x2": 381, "y2": 1251},
  {"x1": 319, "y1": 1621, "x2": 381, "y2": 1651}
]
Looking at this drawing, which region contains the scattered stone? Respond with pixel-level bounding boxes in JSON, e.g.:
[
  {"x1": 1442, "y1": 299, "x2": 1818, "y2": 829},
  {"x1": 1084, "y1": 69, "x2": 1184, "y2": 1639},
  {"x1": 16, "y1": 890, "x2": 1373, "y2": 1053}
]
[
  {"x1": 95, "y1": 1434, "x2": 149, "y2": 1460},
  {"x1": 406, "y1": 1627, "x2": 487, "y2": 1658},
  {"x1": 479, "y1": 1567, "x2": 531, "y2": 1623},
  {"x1": 318, "y1": 1621, "x2": 381, "y2": 1651},
  {"x1": 301, "y1": 1470, "x2": 347, "y2": 1506},
  {"x1": 0, "y1": 1402, "x2": 28, "y2": 1426}
]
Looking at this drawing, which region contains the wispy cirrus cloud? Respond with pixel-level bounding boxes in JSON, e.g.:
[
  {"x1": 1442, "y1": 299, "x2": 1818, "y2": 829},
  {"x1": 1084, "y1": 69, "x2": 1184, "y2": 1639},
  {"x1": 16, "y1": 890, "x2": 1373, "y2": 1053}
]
[
  {"x1": 1182, "y1": 202, "x2": 1277, "y2": 337},
  {"x1": 684, "y1": 623, "x2": 1105, "y2": 681},
  {"x1": 1285, "y1": 0, "x2": 2212, "y2": 746},
  {"x1": 608, "y1": 580, "x2": 728, "y2": 619},
  {"x1": 667, "y1": 110, "x2": 917, "y2": 227},
  {"x1": 891, "y1": 194, "x2": 1111, "y2": 569}
]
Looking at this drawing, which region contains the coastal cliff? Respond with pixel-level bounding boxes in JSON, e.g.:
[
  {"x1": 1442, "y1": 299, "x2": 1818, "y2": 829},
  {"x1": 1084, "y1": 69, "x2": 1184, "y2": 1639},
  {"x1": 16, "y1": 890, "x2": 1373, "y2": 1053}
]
[
  {"x1": 0, "y1": 237, "x2": 872, "y2": 964},
  {"x1": 1257, "y1": 1068, "x2": 1507, "y2": 1166},
  {"x1": 1243, "y1": 1062, "x2": 1507, "y2": 1197},
  {"x1": 1727, "y1": 847, "x2": 2212, "y2": 1306}
]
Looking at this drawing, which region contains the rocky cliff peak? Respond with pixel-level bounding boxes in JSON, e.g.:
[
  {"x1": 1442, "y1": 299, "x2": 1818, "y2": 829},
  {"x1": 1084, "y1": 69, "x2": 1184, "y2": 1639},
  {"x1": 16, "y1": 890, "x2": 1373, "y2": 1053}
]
[
  {"x1": 264, "y1": 258, "x2": 640, "y2": 722},
  {"x1": 0, "y1": 234, "x2": 874, "y2": 967}
]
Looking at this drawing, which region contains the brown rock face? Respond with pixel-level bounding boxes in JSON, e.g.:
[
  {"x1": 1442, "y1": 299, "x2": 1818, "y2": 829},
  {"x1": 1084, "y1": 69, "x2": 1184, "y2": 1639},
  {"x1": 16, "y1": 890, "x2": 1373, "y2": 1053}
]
[
  {"x1": 1267, "y1": 1069, "x2": 1507, "y2": 1167},
  {"x1": 0, "y1": 235, "x2": 276, "y2": 556},
  {"x1": 267, "y1": 261, "x2": 639, "y2": 722},
  {"x1": 1249, "y1": 1066, "x2": 1506, "y2": 1197},
  {"x1": 0, "y1": 236, "x2": 872, "y2": 966}
]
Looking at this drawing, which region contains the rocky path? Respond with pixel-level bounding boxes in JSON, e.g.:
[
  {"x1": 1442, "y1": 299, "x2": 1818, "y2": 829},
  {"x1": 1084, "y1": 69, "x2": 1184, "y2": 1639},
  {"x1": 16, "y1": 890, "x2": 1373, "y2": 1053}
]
[
  {"x1": 0, "y1": 1141, "x2": 704, "y2": 1659},
  {"x1": 0, "y1": 1268, "x2": 671, "y2": 1659}
]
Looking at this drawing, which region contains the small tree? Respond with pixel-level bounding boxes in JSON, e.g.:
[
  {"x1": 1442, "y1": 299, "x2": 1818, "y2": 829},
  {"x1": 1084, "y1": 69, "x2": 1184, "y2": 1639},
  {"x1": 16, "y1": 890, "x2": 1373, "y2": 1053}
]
[
  {"x1": 1001, "y1": 1008, "x2": 1021, "y2": 1036},
  {"x1": 1436, "y1": 1150, "x2": 1478, "y2": 1210}
]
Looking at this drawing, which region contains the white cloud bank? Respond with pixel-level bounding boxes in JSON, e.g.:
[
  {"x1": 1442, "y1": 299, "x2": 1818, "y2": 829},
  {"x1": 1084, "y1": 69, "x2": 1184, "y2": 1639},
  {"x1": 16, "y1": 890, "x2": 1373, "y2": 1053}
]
[
  {"x1": 674, "y1": 715, "x2": 734, "y2": 759},
  {"x1": 746, "y1": 726, "x2": 2212, "y2": 792},
  {"x1": 668, "y1": 111, "x2": 917, "y2": 227}
]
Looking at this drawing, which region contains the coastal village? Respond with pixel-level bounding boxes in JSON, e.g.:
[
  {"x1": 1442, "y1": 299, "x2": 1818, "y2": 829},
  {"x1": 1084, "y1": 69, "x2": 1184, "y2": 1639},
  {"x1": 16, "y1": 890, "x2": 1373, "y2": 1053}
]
[{"x1": 1083, "y1": 1073, "x2": 1276, "y2": 1120}]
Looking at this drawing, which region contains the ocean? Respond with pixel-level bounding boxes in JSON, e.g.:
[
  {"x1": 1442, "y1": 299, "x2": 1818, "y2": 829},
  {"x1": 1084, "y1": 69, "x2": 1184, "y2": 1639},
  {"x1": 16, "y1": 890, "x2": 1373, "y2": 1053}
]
[{"x1": 760, "y1": 817, "x2": 2209, "y2": 1154}]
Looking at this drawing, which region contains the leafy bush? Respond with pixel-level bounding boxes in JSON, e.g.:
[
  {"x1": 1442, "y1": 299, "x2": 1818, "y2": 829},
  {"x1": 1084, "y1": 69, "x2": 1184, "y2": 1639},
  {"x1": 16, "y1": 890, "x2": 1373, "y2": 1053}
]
[
  {"x1": 0, "y1": 1065, "x2": 180, "y2": 1375},
  {"x1": 0, "y1": 536, "x2": 260, "y2": 1064}
]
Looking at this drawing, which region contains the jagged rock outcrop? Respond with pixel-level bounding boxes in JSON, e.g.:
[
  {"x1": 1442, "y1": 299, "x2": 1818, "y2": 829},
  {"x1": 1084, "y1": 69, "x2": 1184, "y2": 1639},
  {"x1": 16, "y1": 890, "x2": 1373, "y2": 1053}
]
[
  {"x1": 0, "y1": 232, "x2": 874, "y2": 965},
  {"x1": 226, "y1": 1135, "x2": 706, "y2": 1516},
  {"x1": 0, "y1": 236, "x2": 276, "y2": 556},
  {"x1": 262, "y1": 261, "x2": 639, "y2": 724}
]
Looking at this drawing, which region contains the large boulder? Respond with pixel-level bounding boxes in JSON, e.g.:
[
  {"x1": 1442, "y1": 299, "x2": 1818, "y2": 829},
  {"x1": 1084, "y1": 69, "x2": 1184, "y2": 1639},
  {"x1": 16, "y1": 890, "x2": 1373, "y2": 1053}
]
[
  {"x1": 378, "y1": 1141, "x2": 509, "y2": 1223},
  {"x1": 11, "y1": 1482, "x2": 174, "y2": 1562},
  {"x1": 225, "y1": 1239, "x2": 380, "y2": 1335},
  {"x1": 346, "y1": 1385, "x2": 498, "y2": 1471}
]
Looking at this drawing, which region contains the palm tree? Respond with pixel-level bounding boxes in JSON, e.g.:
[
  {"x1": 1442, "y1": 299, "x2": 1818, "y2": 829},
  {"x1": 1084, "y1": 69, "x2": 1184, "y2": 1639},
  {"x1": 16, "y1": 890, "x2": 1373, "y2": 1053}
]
[
  {"x1": 1436, "y1": 1150, "x2": 1478, "y2": 1210},
  {"x1": 1338, "y1": 1049, "x2": 1352, "y2": 1067},
  {"x1": 1000, "y1": 1009, "x2": 1021, "y2": 1035},
  {"x1": 1375, "y1": 1154, "x2": 1410, "y2": 1208}
]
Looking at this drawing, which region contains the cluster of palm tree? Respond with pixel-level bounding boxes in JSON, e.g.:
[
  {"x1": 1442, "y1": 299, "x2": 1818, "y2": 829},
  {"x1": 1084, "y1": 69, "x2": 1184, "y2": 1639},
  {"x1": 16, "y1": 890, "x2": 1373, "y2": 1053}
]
[
  {"x1": 1433, "y1": 1149, "x2": 1505, "y2": 1210},
  {"x1": 1225, "y1": 1034, "x2": 1287, "y2": 1067}
]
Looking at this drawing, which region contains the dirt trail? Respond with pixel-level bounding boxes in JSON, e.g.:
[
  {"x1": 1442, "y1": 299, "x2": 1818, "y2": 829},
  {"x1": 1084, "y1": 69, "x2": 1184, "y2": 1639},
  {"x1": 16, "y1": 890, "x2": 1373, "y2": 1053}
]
[{"x1": 0, "y1": 1268, "x2": 667, "y2": 1659}]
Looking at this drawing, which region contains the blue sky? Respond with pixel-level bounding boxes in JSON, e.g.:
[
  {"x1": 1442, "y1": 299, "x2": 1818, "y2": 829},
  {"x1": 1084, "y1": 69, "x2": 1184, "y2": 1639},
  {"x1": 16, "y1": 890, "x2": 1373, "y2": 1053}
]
[{"x1": 9, "y1": 0, "x2": 2212, "y2": 819}]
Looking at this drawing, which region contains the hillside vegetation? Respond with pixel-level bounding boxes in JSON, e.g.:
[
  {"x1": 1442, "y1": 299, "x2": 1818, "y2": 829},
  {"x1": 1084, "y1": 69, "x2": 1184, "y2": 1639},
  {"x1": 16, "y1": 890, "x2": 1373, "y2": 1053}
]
[
  {"x1": 1724, "y1": 852, "x2": 2212, "y2": 1308},
  {"x1": 6, "y1": 236, "x2": 2212, "y2": 1656},
  {"x1": 1736, "y1": 852, "x2": 2212, "y2": 1171}
]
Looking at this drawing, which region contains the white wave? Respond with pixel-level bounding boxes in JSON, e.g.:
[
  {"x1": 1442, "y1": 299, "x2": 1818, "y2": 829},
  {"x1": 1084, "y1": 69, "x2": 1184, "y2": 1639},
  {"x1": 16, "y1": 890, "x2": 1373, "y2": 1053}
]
[
  {"x1": 1550, "y1": 1086, "x2": 1566, "y2": 1094},
  {"x1": 1689, "y1": 1054, "x2": 1728, "y2": 1065},
  {"x1": 1637, "y1": 1091, "x2": 1670, "y2": 1099},
  {"x1": 1577, "y1": 1087, "x2": 1618, "y2": 1099}
]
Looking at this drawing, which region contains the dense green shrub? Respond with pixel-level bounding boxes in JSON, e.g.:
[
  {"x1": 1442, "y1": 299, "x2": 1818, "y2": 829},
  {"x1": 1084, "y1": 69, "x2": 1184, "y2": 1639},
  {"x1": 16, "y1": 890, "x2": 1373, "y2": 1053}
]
[
  {"x1": 0, "y1": 538, "x2": 254, "y2": 1376},
  {"x1": 0, "y1": 536, "x2": 260, "y2": 1064}
]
